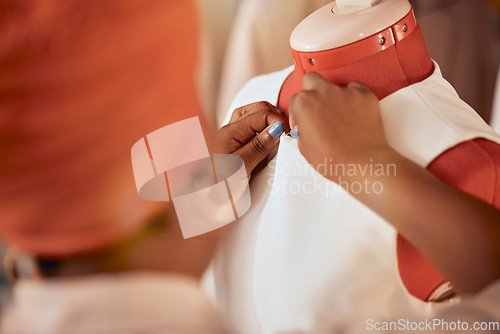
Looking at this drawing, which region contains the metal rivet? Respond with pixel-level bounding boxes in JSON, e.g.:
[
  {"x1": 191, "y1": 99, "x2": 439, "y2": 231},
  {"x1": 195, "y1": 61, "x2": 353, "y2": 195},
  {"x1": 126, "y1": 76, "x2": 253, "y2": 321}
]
[
  {"x1": 403, "y1": 24, "x2": 408, "y2": 32},
  {"x1": 378, "y1": 37, "x2": 385, "y2": 45},
  {"x1": 309, "y1": 58, "x2": 316, "y2": 65}
]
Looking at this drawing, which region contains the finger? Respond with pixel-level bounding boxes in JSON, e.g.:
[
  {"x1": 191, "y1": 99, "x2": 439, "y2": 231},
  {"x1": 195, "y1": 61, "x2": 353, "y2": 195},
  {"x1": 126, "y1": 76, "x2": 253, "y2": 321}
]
[
  {"x1": 228, "y1": 101, "x2": 279, "y2": 124},
  {"x1": 347, "y1": 81, "x2": 372, "y2": 94},
  {"x1": 288, "y1": 92, "x2": 300, "y2": 130},
  {"x1": 288, "y1": 111, "x2": 296, "y2": 131},
  {"x1": 288, "y1": 90, "x2": 314, "y2": 130},
  {"x1": 235, "y1": 120, "x2": 285, "y2": 174},
  {"x1": 302, "y1": 71, "x2": 330, "y2": 91},
  {"x1": 227, "y1": 109, "x2": 290, "y2": 145}
]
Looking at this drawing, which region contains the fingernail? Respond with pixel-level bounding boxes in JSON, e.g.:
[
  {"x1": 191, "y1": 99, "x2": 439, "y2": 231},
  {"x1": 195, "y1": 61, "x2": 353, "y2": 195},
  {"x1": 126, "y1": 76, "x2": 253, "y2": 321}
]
[
  {"x1": 268, "y1": 121, "x2": 284, "y2": 139},
  {"x1": 276, "y1": 108, "x2": 284, "y2": 114},
  {"x1": 290, "y1": 127, "x2": 299, "y2": 140}
]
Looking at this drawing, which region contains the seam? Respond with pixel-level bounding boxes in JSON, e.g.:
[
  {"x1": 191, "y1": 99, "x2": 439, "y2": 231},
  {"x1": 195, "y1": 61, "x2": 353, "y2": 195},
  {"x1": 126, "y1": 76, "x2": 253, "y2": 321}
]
[
  {"x1": 471, "y1": 140, "x2": 498, "y2": 205},
  {"x1": 392, "y1": 26, "x2": 411, "y2": 87}
]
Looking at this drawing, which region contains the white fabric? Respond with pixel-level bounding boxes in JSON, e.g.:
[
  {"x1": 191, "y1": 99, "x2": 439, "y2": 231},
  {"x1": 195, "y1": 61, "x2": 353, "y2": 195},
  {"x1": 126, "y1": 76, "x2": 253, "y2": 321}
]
[
  {"x1": 207, "y1": 62, "x2": 500, "y2": 334},
  {"x1": 1, "y1": 272, "x2": 229, "y2": 334}
]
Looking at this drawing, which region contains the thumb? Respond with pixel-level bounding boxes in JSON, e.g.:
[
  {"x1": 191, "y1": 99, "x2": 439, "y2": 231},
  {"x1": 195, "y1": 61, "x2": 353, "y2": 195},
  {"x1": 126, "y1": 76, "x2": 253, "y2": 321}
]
[{"x1": 235, "y1": 121, "x2": 285, "y2": 175}]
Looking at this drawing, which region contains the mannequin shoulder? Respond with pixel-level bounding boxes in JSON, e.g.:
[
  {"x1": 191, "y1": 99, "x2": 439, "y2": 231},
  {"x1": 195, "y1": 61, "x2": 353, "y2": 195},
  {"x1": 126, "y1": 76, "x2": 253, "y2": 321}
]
[{"x1": 380, "y1": 63, "x2": 500, "y2": 167}]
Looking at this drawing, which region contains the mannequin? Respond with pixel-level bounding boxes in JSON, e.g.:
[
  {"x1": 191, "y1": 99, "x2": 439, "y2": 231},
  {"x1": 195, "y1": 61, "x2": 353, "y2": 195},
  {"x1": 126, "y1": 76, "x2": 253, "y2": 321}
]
[
  {"x1": 206, "y1": 1, "x2": 500, "y2": 333},
  {"x1": 278, "y1": 0, "x2": 433, "y2": 114}
]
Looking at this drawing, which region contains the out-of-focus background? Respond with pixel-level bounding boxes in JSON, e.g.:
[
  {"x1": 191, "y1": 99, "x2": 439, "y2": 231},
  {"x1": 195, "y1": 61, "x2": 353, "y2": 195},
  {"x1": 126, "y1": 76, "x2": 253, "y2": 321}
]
[{"x1": 1, "y1": 0, "x2": 499, "y2": 311}]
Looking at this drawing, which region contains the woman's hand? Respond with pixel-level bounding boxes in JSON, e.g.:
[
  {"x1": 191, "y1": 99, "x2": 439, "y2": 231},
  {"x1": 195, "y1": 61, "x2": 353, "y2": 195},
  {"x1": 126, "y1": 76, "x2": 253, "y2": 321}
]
[
  {"x1": 289, "y1": 72, "x2": 390, "y2": 169},
  {"x1": 216, "y1": 101, "x2": 290, "y2": 177}
]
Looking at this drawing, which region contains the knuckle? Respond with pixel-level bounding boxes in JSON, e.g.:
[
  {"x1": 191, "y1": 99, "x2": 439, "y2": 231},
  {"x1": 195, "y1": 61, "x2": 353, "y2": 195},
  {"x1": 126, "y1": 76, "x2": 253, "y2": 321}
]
[
  {"x1": 302, "y1": 73, "x2": 316, "y2": 87},
  {"x1": 347, "y1": 86, "x2": 364, "y2": 98},
  {"x1": 219, "y1": 123, "x2": 230, "y2": 132},
  {"x1": 329, "y1": 82, "x2": 341, "y2": 91},
  {"x1": 299, "y1": 91, "x2": 314, "y2": 104},
  {"x1": 264, "y1": 112, "x2": 280, "y2": 126},
  {"x1": 232, "y1": 106, "x2": 244, "y2": 118},
  {"x1": 291, "y1": 92, "x2": 311, "y2": 110},
  {"x1": 219, "y1": 123, "x2": 237, "y2": 136},
  {"x1": 349, "y1": 82, "x2": 371, "y2": 95},
  {"x1": 304, "y1": 71, "x2": 320, "y2": 80},
  {"x1": 289, "y1": 93, "x2": 300, "y2": 109},
  {"x1": 355, "y1": 88, "x2": 370, "y2": 98},
  {"x1": 303, "y1": 72, "x2": 314, "y2": 81},
  {"x1": 260, "y1": 107, "x2": 276, "y2": 117},
  {"x1": 290, "y1": 94, "x2": 301, "y2": 109},
  {"x1": 251, "y1": 136, "x2": 268, "y2": 155},
  {"x1": 256, "y1": 101, "x2": 272, "y2": 111},
  {"x1": 304, "y1": 71, "x2": 326, "y2": 87}
]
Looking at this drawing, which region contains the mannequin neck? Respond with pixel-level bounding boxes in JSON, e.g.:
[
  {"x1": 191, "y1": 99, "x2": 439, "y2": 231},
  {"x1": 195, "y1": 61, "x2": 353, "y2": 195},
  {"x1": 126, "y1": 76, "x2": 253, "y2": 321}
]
[{"x1": 278, "y1": 10, "x2": 434, "y2": 117}]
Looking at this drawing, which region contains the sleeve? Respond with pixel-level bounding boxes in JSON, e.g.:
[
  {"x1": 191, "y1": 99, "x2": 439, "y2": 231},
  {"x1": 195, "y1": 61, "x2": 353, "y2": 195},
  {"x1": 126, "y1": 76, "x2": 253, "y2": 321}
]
[{"x1": 397, "y1": 138, "x2": 500, "y2": 301}]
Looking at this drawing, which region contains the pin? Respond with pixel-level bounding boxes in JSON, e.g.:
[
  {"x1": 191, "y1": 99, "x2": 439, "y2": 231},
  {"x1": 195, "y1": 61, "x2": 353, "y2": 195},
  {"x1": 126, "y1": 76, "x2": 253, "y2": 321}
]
[{"x1": 290, "y1": 126, "x2": 299, "y2": 140}]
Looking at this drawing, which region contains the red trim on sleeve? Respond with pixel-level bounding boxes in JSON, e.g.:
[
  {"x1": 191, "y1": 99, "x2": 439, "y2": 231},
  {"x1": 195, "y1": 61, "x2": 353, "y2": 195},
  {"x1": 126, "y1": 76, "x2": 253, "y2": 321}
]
[{"x1": 397, "y1": 138, "x2": 500, "y2": 301}]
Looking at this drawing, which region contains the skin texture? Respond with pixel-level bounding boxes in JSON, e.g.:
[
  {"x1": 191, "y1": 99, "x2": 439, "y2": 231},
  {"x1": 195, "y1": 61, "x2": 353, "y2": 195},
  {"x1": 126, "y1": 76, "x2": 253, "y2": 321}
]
[{"x1": 288, "y1": 72, "x2": 500, "y2": 295}]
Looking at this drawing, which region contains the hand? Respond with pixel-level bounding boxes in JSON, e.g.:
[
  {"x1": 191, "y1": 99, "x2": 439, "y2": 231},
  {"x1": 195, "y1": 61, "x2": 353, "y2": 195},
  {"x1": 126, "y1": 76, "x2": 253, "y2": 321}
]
[
  {"x1": 289, "y1": 72, "x2": 391, "y2": 171},
  {"x1": 216, "y1": 101, "x2": 290, "y2": 177}
]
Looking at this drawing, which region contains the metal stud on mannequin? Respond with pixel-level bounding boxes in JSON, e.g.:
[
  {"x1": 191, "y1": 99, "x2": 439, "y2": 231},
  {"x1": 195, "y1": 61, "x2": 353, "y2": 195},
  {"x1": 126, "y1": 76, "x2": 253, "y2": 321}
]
[{"x1": 278, "y1": 0, "x2": 434, "y2": 116}]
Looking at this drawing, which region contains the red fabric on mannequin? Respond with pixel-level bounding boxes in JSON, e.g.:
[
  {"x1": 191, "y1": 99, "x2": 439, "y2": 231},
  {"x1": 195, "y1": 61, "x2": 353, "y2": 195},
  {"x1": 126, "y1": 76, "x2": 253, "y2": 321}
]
[
  {"x1": 0, "y1": 1, "x2": 205, "y2": 257},
  {"x1": 277, "y1": 15, "x2": 433, "y2": 117}
]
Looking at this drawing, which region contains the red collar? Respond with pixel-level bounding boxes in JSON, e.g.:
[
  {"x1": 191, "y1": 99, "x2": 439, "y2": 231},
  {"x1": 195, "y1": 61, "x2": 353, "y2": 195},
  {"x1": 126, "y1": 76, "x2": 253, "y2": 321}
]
[{"x1": 278, "y1": 9, "x2": 434, "y2": 117}]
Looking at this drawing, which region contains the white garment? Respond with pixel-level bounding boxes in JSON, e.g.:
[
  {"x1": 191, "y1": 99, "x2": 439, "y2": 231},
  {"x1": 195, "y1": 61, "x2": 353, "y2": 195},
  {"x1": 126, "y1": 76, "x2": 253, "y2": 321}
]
[
  {"x1": 204, "y1": 62, "x2": 500, "y2": 334},
  {"x1": 2, "y1": 272, "x2": 229, "y2": 334}
]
